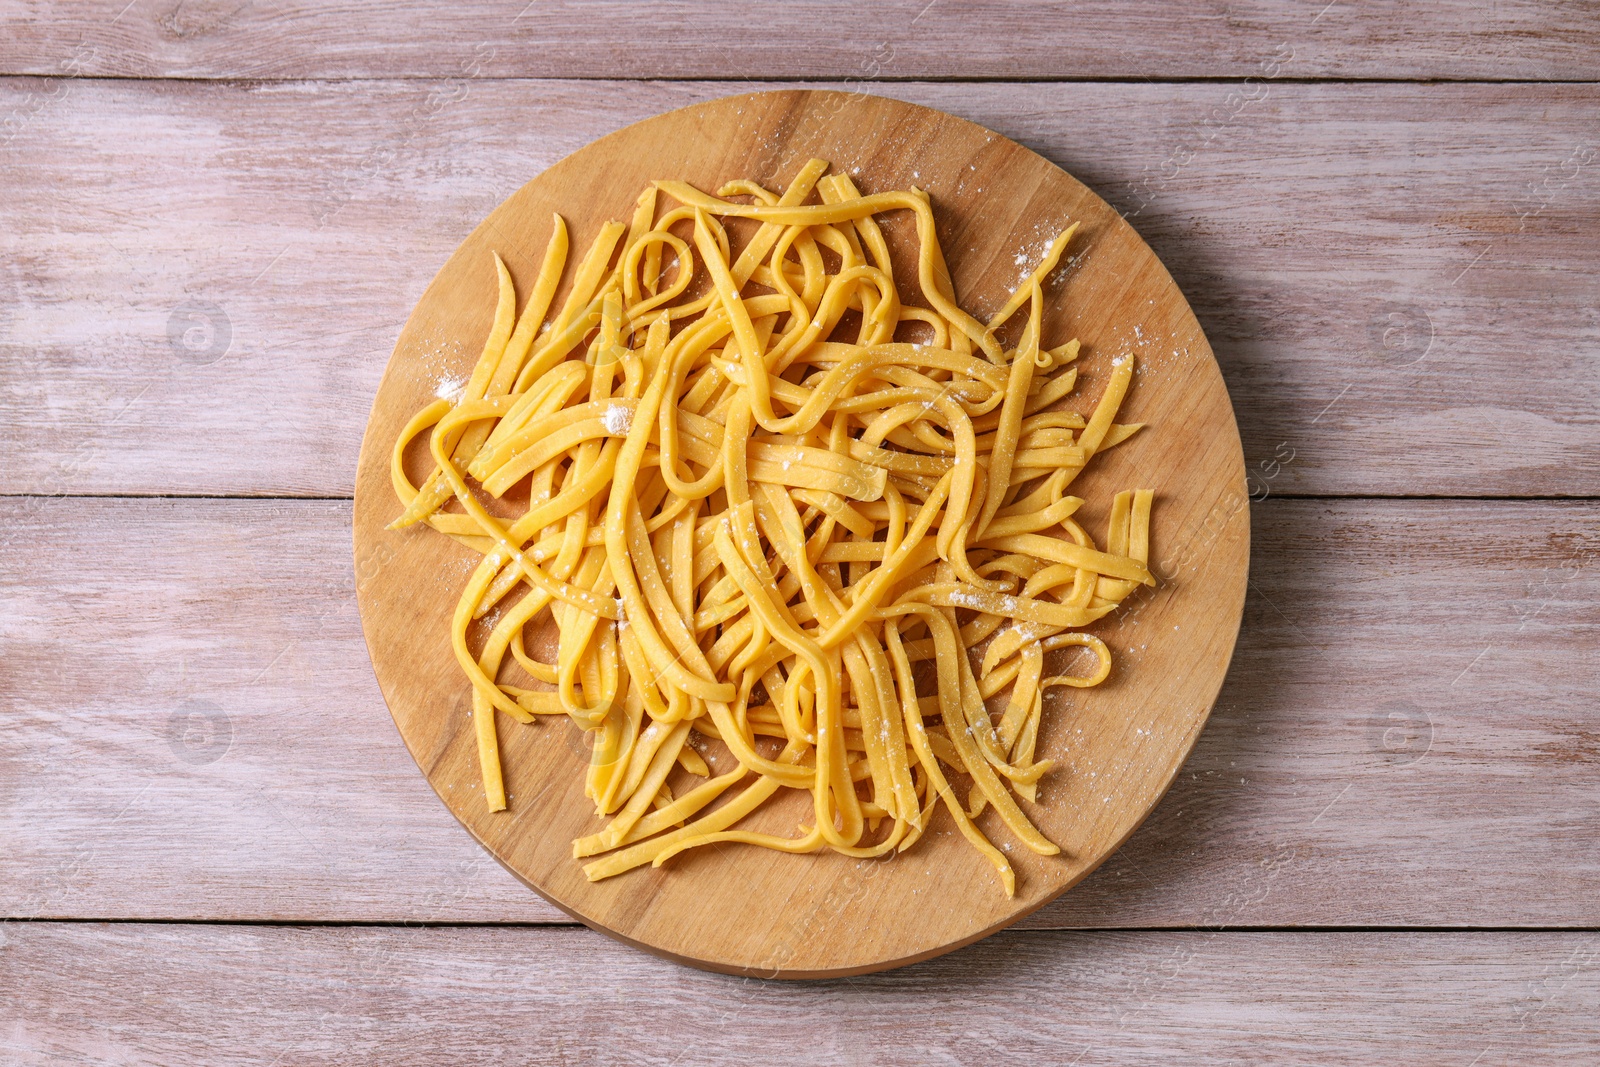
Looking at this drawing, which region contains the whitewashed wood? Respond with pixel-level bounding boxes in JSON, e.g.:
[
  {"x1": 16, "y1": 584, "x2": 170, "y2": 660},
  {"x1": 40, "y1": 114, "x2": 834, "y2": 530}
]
[
  {"x1": 2, "y1": 924, "x2": 1598, "y2": 1063},
  {"x1": 3, "y1": 497, "x2": 1596, "y2": 926},
  {"x1": 2, "y1": 79, "x2": 1596, "y2": 497},
  {"x1": 2, "y1": 0, "x2": 1596, "y2": 80}
]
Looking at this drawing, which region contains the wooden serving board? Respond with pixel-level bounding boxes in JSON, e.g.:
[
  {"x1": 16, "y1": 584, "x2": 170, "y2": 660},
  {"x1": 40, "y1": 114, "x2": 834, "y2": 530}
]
[{"x1": 352, "y1": 90, "x2": 1248, "y2": 977}]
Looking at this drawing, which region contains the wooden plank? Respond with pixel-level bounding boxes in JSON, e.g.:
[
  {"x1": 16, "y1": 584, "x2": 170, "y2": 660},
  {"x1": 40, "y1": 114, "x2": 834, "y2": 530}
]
[
  {"x1": 2, "y1": 79, "x2": 1596, "y2": 497},
  {"x1": 3, "y1": 924, "x2": 1599, "y2": 1063},
  {"x1": 3, "y1": 1, "x2": 1597, "y2": 80},
  {"x1": 3, "y1": 497, "x2": 1596, "y2": 926},
  {"x1": 0, "y1": 497, "x2": 556, "y2": 924}
]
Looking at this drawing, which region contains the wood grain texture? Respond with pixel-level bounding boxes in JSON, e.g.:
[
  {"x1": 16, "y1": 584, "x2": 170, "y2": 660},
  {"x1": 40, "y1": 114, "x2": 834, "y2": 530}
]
[
  {"x1": 3, "y1": 79, "x2": 1596, "y2": 497},
  {"x1": 0, "y1": 0, "x2": 1593, "y2": 1036},
  {"x1": 4, "y1": 498, "x2": 1595, "y2": 927},
  {"x1": 4, "y1": 924, "x2": 1599, "y2": 1065},
  {"x1": 351, "y1": 89, "x2": 1247, "y2": 977},
  {"x1": 3, "y1": 0, "x2": 1598, "y2": 80}
]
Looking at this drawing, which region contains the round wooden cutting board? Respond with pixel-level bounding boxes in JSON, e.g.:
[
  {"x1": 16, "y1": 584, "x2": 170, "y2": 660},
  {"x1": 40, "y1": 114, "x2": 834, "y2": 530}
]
[{"x1": 353, "y1": 90, "x2": 1248, "y2": 978}]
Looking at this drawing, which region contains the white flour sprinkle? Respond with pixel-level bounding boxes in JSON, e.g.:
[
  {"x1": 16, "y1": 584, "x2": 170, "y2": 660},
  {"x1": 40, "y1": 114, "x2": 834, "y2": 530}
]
[
  {"x1": 602, "y1": 402, "x2": 633, "y2": 435},
  {"x1": 434, "y1": 376, "x2": 466, "y2": 403}
]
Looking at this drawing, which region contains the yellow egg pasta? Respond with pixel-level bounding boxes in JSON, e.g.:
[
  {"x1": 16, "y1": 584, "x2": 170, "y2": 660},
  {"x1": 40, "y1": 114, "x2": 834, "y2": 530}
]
[{"x1": 387, "y1": 160, "x2": 1154, "y2": 896}]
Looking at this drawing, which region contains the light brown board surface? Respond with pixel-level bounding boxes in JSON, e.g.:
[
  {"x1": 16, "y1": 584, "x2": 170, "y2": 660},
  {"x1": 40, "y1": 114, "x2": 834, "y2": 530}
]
[
  {"x1": 3, "y1": 0, "x2": 1597, "y2": 80},
  {"x1": 350, "y1": 89, "x2": 1247, "y2": 976},
  {"x1": 3, "y1": 924, "x2": 1599, "y2": 1066},
  {"x1": 3, "y1": 80, "x2": 1596, "y2": 497},
  {"x1": 4, "y1": 498, "x2": 1594, "y2": 927}
]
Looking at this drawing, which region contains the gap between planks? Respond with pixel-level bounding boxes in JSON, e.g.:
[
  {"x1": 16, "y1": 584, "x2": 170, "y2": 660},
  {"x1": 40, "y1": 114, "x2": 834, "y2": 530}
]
[
  {"x1": 5, "y1": 492, "x2": 1600, "y2": 502},
  {"x1": 5, "y1": 917, "x2": 1600, "y2": 934},
  {"x1": 5, "y1": 74, "x2": 1600, "y2": 85}
]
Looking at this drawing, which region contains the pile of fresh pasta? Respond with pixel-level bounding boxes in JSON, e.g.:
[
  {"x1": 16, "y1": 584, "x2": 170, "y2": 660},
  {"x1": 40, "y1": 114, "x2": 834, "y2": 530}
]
[{"x1": 388, "y1": 159, "x2": 1153, "y2": 896}]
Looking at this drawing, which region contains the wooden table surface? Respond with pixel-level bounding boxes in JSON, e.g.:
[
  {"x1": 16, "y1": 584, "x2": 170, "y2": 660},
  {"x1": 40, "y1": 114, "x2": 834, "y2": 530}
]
[{"x1": 2, "y1": 2, "x2": 1597, "y2": 1062}]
